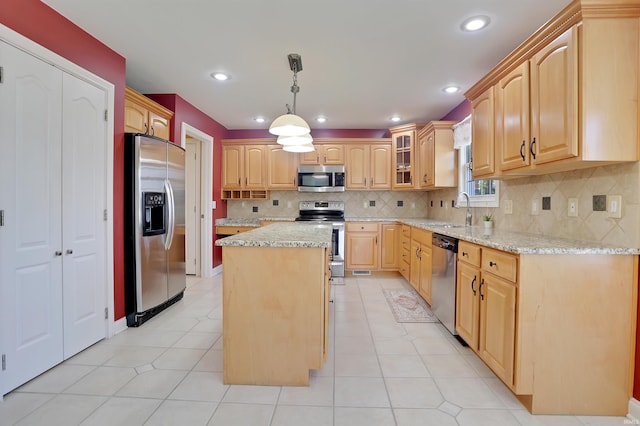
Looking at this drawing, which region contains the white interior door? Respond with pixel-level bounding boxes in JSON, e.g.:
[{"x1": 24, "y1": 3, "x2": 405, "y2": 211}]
[
  {"x1": 185, "y1": 137, "x2": 201, "y2": 276},
  {"x1": 61, "y1": 73, "x2": 107, "y2": 358},
  {"x1": 0, "y1": 41, "x2": 64, "y2": 393}
]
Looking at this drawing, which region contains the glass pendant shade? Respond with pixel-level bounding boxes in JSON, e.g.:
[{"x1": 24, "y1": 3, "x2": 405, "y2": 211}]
[
  {"x1": 277, "y1": 134, "x2": 313, "y2": 146},
  {"x1": 283, "y1": 143, "x2": 314, "y2": 153},
  {"x1": 269, "y1": 113, "x2": 311, "y2": 136}
]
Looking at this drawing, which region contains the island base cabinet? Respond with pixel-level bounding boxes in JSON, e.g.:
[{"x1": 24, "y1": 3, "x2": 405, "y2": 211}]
[
  {"x1": 222, "y1": 246, "x2": 328, "y2": 386},
  {"x1": 514, "y1": 254, "x2": 637, "y2": 415}
]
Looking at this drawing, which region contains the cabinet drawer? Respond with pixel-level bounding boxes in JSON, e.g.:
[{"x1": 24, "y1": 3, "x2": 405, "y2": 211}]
[
  {"x1": 482, "y1": 248, "x2": 517, "y2": 282},
  {"x1": 411, "y1": 227, "x2": 431, "y2": 245},
  {"x1": 458, "y1": 241, "x2": 481, "y2": 267},
  {"x1": 347, "y1": 222, "x2": 379, "y2": 232},
  {"x1": 216, "y1": 226, "x2": 255, "y2": 235},
  {"x1": 400, "y1": 236, "x2": 411, "y2": 251},
  {"x1": 401, "y1": 224, "x2": 411, "y2": 238}
]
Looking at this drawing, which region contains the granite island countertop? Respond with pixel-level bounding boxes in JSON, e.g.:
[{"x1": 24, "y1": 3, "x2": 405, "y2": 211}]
[
  {"x1": 215, "y1": 222, "x2": 332, "y2": 248},
  {"x1": 215, "y1": 217, "x2": 640, "y2": 255}
]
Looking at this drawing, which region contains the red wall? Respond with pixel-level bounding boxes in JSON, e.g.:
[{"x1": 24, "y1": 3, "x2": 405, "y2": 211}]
[
  {"x1": 0, "y1": 0, "x2": 128, "y2": 319},
  {"x1": 226, "y1": 128, "x2": 389, "y2": 139},
  {"x1": 148, "y1": 94, "x2": 228, "y2": 267}
]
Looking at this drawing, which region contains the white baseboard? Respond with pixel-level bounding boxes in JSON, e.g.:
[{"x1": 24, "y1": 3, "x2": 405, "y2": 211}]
[
  {"x1": 212, "y1": 264, "x2": 223, "y2": 276},
  {"x1": 111, "y1": 317, "x2": 128, "y2": 336},
  {"x1": 628, "y1": 398, "x2": 640, "y2": 423}
]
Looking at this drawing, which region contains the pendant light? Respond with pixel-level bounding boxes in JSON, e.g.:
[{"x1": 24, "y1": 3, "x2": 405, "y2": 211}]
[
  {"x1": 283, "y1": 143, "x2": 315, "y2": 153},
  {"x1": 277, "y1": 134, "x2": 313, "y2": 146},
  {"x1": 270, "y1": 54, "x2": 313, "y2": 143}
]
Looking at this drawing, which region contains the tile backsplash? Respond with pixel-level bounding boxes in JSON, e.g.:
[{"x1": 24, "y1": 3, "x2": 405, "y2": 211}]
[
  {"x1": 226, "y1": 191, "x2": 430, "y2": 219},
  {"x1": 427, "y1": 162, "x2": 640, "y2": 248},
  {"x1": 226, "y1": 162, "x2": 640, "y2": 248}
]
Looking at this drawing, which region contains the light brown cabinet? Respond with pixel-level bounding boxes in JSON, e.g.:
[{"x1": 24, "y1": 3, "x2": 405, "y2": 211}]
[
  {"x1": 267, "y1": 145, "x2": 298, "y2": 189},
  {"x1": 390, "y1": 123, "x2": 425, "y2": 189},
  {"x1": 124, "y1": 87, "x2": 173, "y2": 141},
  {"x1": 380, "y1": 223, "x2": 400, "y2": 270},
  {"x1": 299, "y1": 144, "x2": 344, "y2": 165},
  {"x1": 345, "y1": 222, "x2": 379, "y2": 270},
  {"x1": 409, "y1": 227, "x2": 432, "y2": 304},
  {"x1": 215, "y1": 225, "x2": 256, "y2": 235},
  {"x1": 345, "y1": 143, "x2": 392, "y2": 190},
  {"x1": 468, "y1": 1, "x2": 640, "y2": 178},
  {"x1": 455, "y1": 238, "x2": 636, "y2": 415},
  {"x1": 399, "y1": 225, "x2": 411, "y2": 280},
  {"x1": 221, "y1": 143, "x2": 269, "y2": 199},
  {"x1": 417, "y1": 121, "x2": 457, "y2": 189}
]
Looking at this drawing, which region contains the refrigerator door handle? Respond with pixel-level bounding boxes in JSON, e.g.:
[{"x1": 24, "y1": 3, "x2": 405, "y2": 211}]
[{"x1": 164, "y1": 179, "x2": 175, "y2": 250}]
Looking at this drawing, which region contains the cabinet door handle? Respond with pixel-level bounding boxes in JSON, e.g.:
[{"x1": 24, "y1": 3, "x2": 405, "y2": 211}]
[
  {"x1": 489, "y1": 261, "x2": 497, "y2": 267},
  {"x1": 479, "y1": 278, "x2": 485, "y2": 301},
  {"x1": 462, "y1": 251, "x2": 468, "y2": 257},
  {"x1": 237, "y1": 178, "x2": 241, "y2": 185},
  {"x1": 520, "y1": 140, "x2": 525, "y2": 161},
  {"x1": 323, "y1": 154, "x2": 327, "y2": 163},
  {"x1": 409, "y1": 175, "x2": 413, "y2": 184},
  {"x1": 150, "y1": 126, "x2": 155, "y2": 137},
  {"x1": 245, "y1": 177, "x2": 248, "y2": 186},
  {"x1": 530, "y1": 137, "x2": 536, "y2": 160},
  {"x1": 143, "y1": 123, "x2": 149, "y2": 135},
  {"x1": 471, "y1": 275, "x2": 477, "y2": 295},
  {"x1": 416, "y1": 247, "x2": 421, "y2": 259},
  {"x1": 370, "y1": 177, "x2": 373, "y2": 186},
  {"x1": 423, "y1": 174, "x2": 427, "y2": 183}
]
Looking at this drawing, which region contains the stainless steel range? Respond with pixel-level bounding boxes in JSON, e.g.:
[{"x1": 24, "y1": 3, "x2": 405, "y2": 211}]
[{"x1": 295, "y1": 201, "x2": 345, "y2": 277}]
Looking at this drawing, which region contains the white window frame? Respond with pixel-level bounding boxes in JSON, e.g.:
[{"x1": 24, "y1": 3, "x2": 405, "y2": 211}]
[{"x1": 454, "y1": 115, "x2": 499, "y2": 208}]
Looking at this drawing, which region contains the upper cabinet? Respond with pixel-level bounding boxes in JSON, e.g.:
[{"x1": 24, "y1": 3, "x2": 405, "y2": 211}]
[
  {"x1": 345, "y1": 142, "x2": 392, "y2": 190},
  {"x1": 267, "y1": 145, "x2": 298, "y2": 190},
  {"x1": 124, "y1": 87, "x2": 173, "y2": 141},
  {"x1": 390, "y1": 123, "x2": 425, "y2": 189},
  {"x1": 417, "y1": 121, "x2": 458, "y2": 189},
  {"x1": 466, "y1": 0, "x2": 640, "y2": 178},
  {"x1": 299, "y1": 144, "x2": 344, "y2": 165}
]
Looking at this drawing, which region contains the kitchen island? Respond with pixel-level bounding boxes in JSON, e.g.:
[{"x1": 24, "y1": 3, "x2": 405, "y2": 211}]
[{"x1": 215, "y1": 222, "x2": 332, "y2": 386}]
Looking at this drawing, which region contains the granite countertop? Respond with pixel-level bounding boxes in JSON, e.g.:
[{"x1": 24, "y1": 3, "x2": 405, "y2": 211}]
[
  {"x1": 215, "y1": 222, "x2": 332, "y2": 248},
  {"x1": 215, "y1": 217, "x2": 640, "y2": 255}
]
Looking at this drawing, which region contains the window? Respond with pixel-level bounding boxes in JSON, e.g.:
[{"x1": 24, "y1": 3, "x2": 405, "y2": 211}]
[{"x1": 454, "y1": 115, "x2": 499, "y2": 208}]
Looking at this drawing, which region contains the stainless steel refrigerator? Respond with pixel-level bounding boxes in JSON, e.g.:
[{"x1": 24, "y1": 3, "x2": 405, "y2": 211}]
[{"x1": 124, "y1": 133, "x2": 186, "y2": 327}]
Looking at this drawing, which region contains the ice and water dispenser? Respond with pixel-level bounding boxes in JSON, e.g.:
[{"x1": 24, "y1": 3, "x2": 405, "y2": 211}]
[{"x1": 142, "y1": 192, "x2": 166, "y2": 236}]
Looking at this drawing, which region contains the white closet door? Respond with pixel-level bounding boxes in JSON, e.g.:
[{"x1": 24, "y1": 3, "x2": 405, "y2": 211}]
[
  {"x1": 61, "y1": 73, "x2": 107, "y2": 358},
  {"x1": 0, "y1": 41, "x2": 64, "y2": 393}
]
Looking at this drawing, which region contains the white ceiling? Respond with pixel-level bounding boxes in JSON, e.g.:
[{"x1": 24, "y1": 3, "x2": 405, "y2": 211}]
[{"x1": 42, "y1": 0, "x2": 570, "y2": 130}]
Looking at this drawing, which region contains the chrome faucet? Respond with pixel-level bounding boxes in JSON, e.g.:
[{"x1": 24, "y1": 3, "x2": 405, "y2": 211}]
[{"x1": 456, "y1": 192, "x2": 472, "y2": 227}]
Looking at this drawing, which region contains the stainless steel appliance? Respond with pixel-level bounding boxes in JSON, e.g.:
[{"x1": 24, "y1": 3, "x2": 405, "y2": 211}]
[
  {"x1": 295, "y1": 201, "x2": 345, "y2": 277},
  {"x1": 297, "y1": 165, "x2": 346, "y2": 192},
  {"x1": 431, "y1": 233, "x2": 458, "y2": 335},
  {"x1": 124, "y1": 133, "x2": 186, "y2": 327}
]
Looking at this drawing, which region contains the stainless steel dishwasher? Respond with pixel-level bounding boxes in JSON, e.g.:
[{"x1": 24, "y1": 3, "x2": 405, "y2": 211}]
[{"x1": 431, "y1": 233, "x2": 458, "y2": 335}]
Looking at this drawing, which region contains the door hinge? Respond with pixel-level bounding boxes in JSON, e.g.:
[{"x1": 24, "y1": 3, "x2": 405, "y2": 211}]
[
  {"x1": 103, "y1": 209, "x2": 107, "y2": 221},
  {"x1": 0, "y1": 209, "x2": 4, "y2": 227},
  {"x1": 104, "y1": 109, "x2": 108, "y2": 122},
  {"x1": 104, "y1": 307, "x2": 108, "y2": 319},
  {"x1": 0, "y1": 66, "x2": 4, "y2": 84},
  {"x1": 2, "y1": 354, "x2": 6, "y2": 371}
]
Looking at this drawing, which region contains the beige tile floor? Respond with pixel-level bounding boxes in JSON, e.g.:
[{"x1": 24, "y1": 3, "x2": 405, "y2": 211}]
[{"x1": 0, "y1": 274, "x2": 631, "y2": 425}]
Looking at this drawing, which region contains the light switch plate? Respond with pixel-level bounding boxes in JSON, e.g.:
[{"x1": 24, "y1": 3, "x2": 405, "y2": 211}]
[
  {"x1": 531, "y1": 200, "x2": 539, "y2": 216},
  {"x1": 608, "y1": 195, "x2": 622, "y2": 218},
  {"x1": 504, "y1": 200, "x2": 513, "y2": 215},
  {"x1": 568, "y1": 198, "x2": 578, "y2": 217}
]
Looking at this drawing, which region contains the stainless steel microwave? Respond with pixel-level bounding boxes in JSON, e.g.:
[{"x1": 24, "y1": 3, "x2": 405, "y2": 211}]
[{"x1": 297, "y1": 165, "x2": 346, "y2": 192}]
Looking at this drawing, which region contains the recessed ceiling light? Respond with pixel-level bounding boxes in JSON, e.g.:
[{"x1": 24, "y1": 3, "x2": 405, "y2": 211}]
[
  {"x1": 390, "y1": 116, "x2": 402, "y2": 123},
  {"x1": 461, "y1": 15, "x2": 490, "y2": 32},
  {"x1": 211, "y1": 72, "x2": 231, "y2": 81},
  {"x1": 443, "y1": 85, "x2": 460, "y2": 94},
  {"x1": 316, "y1": 116, "x2": 327, "y2": 123},
  {"x1": 254, "y1": 117, "x2": 266, "y2": 123}
]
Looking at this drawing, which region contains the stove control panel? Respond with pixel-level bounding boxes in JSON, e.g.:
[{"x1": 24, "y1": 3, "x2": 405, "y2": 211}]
[{"x1": 299, "y1": 200, "x2": 345, "y2": 211}]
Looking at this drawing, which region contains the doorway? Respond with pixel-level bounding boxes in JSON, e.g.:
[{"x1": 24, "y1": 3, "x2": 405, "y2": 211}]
[{"x1": 181, "y1": 123, "x2": 213, "y2": 277}]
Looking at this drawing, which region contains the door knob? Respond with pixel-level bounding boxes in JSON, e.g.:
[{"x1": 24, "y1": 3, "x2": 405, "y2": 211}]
[
  {"x1": 55, "y1": 251, "x2": 62, "y2": 256},
  {"x1": 66, "y1": 249, "x2": 73, "y2": 255}
]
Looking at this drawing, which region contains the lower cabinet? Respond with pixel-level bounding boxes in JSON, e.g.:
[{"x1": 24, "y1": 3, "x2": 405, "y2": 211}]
[
  {"x1": 399, "y1": 225, "x2": 411, "y2": 280},
  {"x1": 455, "y1": 240, "x2": 636, "y2": 416},
  {"x1": 409, "y1": 227, "x2": 432, "y2": 304},
  {"x1": 380, "y1": 223, "x2": 400, "y2": 270},
  {"x1": 345, "y1": 222, "x2": 379, "y2": 270}
]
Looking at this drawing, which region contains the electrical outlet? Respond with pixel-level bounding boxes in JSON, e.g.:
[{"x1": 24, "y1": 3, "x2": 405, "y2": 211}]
[
  {"x1": 504, "y1": 200, "x2": 513, "y2": 215},
  {"x1": 608, "y1": 195, "x2": 622, "y2": 218},
  {"x1": 568, "y1": 198, "x2": 578, "y2": 217},
  {"x1": 531, "y1": 200, "x2": 539, "y2": 216}
]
